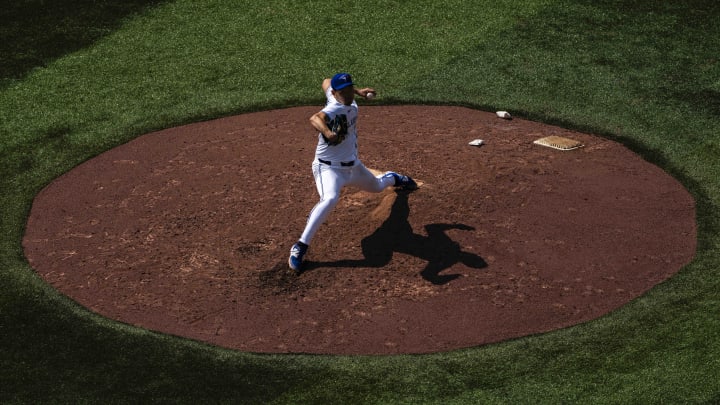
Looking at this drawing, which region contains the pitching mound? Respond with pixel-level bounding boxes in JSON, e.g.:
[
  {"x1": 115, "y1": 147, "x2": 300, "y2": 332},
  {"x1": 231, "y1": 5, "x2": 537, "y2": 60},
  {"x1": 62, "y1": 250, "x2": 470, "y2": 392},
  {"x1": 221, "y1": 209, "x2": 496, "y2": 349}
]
[{"x1": 23, "y1": 106, "x2": 696, "y2": 355}]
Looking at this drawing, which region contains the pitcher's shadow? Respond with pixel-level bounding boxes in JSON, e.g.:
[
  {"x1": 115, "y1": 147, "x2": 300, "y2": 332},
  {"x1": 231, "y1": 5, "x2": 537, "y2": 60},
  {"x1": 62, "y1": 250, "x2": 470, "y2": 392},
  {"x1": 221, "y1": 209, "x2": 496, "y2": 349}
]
[{"x1": 304, "y1": 190, "x2": 487, "y2": 285}]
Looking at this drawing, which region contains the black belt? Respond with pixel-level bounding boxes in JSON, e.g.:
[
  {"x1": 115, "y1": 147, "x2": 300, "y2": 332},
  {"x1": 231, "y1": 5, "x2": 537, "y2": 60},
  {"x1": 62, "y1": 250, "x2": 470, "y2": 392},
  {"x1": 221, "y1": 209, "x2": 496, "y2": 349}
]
[{"x1": 319, "y1": 159, "x2": 355, "y2": 167}]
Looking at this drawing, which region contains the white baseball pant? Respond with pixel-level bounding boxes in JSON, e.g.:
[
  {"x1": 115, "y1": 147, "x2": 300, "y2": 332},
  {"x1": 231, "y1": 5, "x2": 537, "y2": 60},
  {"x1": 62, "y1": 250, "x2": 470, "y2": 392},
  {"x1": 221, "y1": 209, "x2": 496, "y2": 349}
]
[{"x1": 299, "y1": 160, "x2": 397, "y2": 245}]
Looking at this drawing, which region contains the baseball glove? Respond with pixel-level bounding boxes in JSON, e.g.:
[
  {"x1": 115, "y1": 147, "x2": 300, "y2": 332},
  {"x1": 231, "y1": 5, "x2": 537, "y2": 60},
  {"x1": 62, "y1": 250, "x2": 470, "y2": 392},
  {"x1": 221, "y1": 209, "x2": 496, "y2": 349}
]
[{"x1": 324, "y1": 114, "x2": 348, "y2": 145}]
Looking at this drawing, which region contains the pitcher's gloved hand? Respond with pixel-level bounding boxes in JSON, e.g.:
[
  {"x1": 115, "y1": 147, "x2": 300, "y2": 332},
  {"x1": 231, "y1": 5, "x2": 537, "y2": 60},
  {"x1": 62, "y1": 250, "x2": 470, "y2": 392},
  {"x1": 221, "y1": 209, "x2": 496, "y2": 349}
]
[{"x1": 324, "y1": 114, "x2": 348, "y2": 145}]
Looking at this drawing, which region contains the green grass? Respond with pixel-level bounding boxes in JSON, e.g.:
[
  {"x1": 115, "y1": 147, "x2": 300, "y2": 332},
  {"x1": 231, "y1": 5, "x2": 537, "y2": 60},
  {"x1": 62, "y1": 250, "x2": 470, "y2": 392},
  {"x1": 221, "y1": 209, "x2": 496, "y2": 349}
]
[{"x1": 2, "y1": 0, "x2": 720, "y2": 402}]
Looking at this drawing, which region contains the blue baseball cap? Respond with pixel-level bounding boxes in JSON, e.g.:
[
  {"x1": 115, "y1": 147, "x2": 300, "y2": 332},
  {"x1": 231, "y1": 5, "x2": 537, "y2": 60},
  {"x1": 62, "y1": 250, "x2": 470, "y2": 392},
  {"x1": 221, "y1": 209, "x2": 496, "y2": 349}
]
[{"x1": 331, "y1": 73, "x2": 354, "y2": 90}]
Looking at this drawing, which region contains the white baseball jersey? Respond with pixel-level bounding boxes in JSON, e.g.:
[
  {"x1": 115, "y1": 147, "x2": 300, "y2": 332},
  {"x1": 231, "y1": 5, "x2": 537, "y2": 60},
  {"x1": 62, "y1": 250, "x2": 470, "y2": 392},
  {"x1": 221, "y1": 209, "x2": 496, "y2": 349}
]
[{"x1": 314, "y1": 87, "x2": 358, "y2": 163}]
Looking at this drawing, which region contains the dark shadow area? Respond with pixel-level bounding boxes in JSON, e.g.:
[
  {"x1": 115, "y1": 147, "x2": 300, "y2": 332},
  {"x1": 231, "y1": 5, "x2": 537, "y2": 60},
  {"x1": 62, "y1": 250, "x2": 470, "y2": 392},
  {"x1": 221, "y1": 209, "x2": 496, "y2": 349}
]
[
  {"x1": 304, "y1": 190, "x2": 487, "y2": 285},
  {"x1": 0, "y1": 0, "x2": 165, "y2": 86}
]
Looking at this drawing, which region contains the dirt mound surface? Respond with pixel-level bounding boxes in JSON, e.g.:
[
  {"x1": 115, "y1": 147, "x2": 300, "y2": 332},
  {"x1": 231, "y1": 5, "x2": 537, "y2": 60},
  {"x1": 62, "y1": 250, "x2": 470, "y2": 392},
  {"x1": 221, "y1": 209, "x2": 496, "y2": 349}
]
[{"x1": 23, "y1": 106, "x2": 696, "y2": 354}]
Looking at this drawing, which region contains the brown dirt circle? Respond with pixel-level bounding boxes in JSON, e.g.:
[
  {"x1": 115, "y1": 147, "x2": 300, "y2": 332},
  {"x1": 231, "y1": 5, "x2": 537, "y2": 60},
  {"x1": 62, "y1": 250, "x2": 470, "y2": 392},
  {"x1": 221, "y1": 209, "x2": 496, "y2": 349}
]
[{"x1": 23, "y1": 105, "x2": 696, "y2": 355}]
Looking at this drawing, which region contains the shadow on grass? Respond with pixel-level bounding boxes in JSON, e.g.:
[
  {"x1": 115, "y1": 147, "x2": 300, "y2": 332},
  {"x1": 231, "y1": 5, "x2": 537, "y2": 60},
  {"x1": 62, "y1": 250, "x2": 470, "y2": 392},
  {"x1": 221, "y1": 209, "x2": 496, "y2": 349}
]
[
  {"x1": 0, "y1": 278, "x2": 326, "y2": 403},
  {"x1": 0, "y1": 0, "x2": 166, "y2": 87}
]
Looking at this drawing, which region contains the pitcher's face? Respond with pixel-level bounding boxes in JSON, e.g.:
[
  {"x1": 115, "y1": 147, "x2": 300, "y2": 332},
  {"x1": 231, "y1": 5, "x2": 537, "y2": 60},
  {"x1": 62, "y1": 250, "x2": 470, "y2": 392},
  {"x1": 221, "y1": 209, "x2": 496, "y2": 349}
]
[{"x1": 333, "y1": 86, "x2": 355, "y2": 106}]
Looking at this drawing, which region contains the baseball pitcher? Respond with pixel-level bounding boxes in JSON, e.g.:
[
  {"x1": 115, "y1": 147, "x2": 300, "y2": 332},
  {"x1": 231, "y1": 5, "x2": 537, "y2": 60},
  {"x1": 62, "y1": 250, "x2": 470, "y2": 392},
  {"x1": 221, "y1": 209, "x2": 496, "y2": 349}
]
[{"x1": 288, "y1": 72, "x2": 417, "y2": 273}]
